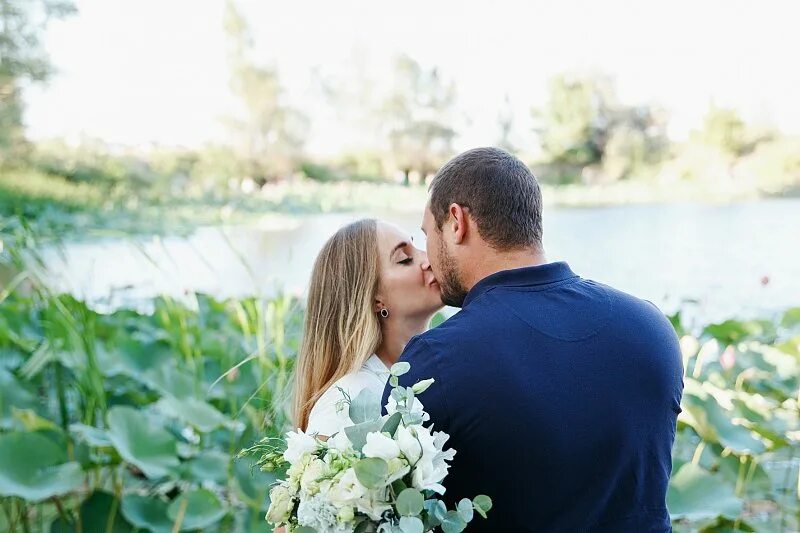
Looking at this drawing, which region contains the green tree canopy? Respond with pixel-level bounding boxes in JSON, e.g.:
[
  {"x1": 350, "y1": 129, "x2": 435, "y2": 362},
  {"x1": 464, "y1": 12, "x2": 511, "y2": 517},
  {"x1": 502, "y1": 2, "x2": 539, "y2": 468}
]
[{"x1": 0, "y1": 0, "x2": 75, "y2": 158}]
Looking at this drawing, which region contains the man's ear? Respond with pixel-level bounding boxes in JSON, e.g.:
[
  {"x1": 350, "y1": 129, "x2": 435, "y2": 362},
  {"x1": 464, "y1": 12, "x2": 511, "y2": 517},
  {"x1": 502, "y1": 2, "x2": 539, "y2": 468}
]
[{"x1": 449, "y1": 203, "x2": 468, "y2": 245}]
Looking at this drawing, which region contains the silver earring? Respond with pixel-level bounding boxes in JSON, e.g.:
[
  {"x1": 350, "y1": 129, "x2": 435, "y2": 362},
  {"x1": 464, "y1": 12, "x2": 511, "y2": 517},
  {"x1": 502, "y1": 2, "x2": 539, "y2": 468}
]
[{"x1": 380, "y1": 308, "x2": 389, "y2": 318}]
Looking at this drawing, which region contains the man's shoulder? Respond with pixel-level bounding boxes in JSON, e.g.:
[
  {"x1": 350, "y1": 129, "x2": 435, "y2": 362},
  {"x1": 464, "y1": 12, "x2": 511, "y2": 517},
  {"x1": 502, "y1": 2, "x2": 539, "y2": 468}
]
[{"x1": 414, "y1": 308, "x2": 484, "y2": 349}]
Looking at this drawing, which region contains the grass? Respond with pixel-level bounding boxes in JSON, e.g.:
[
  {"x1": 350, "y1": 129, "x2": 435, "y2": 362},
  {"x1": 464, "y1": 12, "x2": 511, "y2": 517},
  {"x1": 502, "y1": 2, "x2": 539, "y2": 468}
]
[{"x1": 3, "y1": 166, "x2": 792, "y2": 247}]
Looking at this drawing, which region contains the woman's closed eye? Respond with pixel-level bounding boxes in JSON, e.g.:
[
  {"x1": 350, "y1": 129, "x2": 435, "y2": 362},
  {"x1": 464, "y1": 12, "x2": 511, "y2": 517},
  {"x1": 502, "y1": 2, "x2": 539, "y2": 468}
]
[{"x1": 398, "y1": 257, "x2": 413, "y2": 265}]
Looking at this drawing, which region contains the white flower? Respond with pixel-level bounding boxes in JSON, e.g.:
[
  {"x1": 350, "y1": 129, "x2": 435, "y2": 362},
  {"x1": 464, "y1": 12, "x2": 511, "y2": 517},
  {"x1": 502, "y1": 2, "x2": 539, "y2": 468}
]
[
  {"x1": 265, "y1": 484, "x2": 294, "y2": 524},
  {"x1": 328, "y1": 468, "x2": 367, "y2": 507},
  {"x1": 411, "y1": 457, "x2": 448, "y2": 494},
  {"x1": 396, "y1": 424, "x2": 423, "y2": 464},
  {"x1": 386, "y1": 395, "x2": 430, "y2": 422},
  {"x1": 300, "y1": 457, "x2": 327, "y2": 495},
  {"x1": 297, "y1": 493, "x2": 354, "y2": 533},
  {"x1": 411, "y1": 378, "x2": 435, "y2": 394},
  {"x1": 355, "y1": 489, "x2": 393, "y2": 521},
  {"x1": 386, "y1": 457, "x2": 411, "y2": 484},
  {"x1": 287, "y1": 453, "x2": 312, "y2": 493},
  {"x1": 330, "y1": 430, "x2": 353, "y2": 453},
  {"x1": 362, "y1": 432, "x2": 401, "y2": 461},
  {"x1": 283, "y1": 428, "x2": 318, "y2": 463}
]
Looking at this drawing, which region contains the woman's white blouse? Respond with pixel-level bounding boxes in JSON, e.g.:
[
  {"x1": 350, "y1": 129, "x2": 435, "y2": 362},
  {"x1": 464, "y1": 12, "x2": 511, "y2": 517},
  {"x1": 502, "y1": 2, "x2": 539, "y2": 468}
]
[{"x1": 306, "y1": 355, "x2": 390, "y2": 437}]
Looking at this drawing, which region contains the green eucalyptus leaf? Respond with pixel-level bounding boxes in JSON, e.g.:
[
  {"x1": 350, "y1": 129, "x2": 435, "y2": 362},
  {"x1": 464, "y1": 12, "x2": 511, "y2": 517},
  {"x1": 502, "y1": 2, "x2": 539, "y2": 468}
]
[
  {"x1": 396, "y1": 488, "x2": 424, "y2": 516},
  {"x1": 399, "y1": 516, "x2": 424, "y2": 533},
  {"x1": 381, "y1": 412, "x2": 402, "y2": 437},
  {"x1": 345, "y1": 419, "x2": 384, "y2": 452},
  {"x1": 472, "y1": 494, "x2": 492, "y2": 519},
  {"x1": 440, "y1": 510, "x2": 467, "y2": 533},
  {"x1": 349, "y1": 388, "x2": 381, "y2": 425},
  {"x1": 457, "y1": 498, "x2": 474, "y2": 522},
  {"x1": 390, "y1": 362, "x2": 410, "y2": 377},
  {"x1": 424, "y1": 499, "x2": 446, "y2": 526},
  {"x1": 354, "y1": 457, "x2": 388, "y2": 489}
]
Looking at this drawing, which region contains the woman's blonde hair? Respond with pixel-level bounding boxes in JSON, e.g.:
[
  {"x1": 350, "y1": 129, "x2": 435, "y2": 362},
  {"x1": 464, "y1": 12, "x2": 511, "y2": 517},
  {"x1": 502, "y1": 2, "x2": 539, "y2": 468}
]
[{"x1": 293, "y1": 219, "x2": 382, "y2": 430}]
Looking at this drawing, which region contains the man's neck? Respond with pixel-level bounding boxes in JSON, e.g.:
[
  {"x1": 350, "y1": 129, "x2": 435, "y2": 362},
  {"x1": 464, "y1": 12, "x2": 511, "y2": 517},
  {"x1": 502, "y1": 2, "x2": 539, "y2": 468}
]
[{"x1": 463, "y1": 247, "x2": 547, "y2": 291}]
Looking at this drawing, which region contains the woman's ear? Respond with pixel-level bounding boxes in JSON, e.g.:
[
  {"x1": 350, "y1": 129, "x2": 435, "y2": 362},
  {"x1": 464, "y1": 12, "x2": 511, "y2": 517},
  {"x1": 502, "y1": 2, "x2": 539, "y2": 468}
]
[{"x1": 373, "y1": 296, "x2": 385, "y2": 314}]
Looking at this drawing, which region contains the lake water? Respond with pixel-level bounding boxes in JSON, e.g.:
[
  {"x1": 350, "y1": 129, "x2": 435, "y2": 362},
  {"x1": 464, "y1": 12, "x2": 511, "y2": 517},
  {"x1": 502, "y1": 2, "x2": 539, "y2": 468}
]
[{"x1": 29, "y1": 199, "x2": 800, "y2": 323}]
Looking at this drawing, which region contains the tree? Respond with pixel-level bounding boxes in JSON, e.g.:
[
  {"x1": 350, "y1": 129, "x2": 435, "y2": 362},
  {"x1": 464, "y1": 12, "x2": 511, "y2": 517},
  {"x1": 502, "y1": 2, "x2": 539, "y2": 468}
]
[
  {"x1": 382, "y1": 55, "x2": 457, "y2": 186},
  {"x1": 222, "y1": 1, "x2": 308, "y2": 184},
  {"x1": 532, "y1": 73, "x2": 667, "y2": 182},
  {"x1": 694, "y1": 105, "x2": 748, "y2": 156},
  {"x1": 532, "y1": 73, "x2": 616, "y2": 167},
  {"x1": 0, "y1": 0, "x2": 75, "y2": 159}
]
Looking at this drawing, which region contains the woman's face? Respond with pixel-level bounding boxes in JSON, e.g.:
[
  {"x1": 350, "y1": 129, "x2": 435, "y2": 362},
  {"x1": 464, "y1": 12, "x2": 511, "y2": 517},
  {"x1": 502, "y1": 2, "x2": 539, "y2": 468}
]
[{"x1": 375, "y1": 222, "x2": 443, "y2": 320}]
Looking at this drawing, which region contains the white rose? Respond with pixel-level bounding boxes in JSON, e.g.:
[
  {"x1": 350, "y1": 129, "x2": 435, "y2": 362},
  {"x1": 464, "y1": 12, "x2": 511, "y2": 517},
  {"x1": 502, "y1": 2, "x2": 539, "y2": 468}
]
[
  {"x1": 362, "y1": 432, "x2": 401, "y2": 461},
  {"x1": 265, "y1": 484, "x2": 294, "y2": 524},
  {"x1": 286, "y1": 453, "x2": 312, "y2": 493},
  {"x1": 300, "y1": 457, "x2": 327, "y2": 495},
  {"x1": 411, "y1": 457, "x2": 448, "y2": 494},
  {"x1": 283, "y1": 428, "x2": 318, "y2": 463},
  {"x1": 328, "y1": 468, "x2": 367, "y2": 506}
]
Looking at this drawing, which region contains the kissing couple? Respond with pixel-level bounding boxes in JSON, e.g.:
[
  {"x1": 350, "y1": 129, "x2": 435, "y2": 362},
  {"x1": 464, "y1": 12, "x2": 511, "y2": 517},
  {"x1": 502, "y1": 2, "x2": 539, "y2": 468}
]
[{"x1": 291, "y1": 147, "x2": 684, "y2": 532}]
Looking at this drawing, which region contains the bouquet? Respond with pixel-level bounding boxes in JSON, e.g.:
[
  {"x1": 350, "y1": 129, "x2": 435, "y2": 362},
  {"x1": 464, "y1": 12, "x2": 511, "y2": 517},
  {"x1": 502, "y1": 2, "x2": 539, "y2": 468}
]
[{"x1": 241, "y1": 362, "x2": 491, "y2": 532}]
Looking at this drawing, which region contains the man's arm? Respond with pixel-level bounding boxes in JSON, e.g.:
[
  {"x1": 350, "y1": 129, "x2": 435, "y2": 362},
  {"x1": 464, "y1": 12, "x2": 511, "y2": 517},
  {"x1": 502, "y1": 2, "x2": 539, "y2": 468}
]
[{"x1": 381, "y1": 335, "x2": 450, "y2": 430}]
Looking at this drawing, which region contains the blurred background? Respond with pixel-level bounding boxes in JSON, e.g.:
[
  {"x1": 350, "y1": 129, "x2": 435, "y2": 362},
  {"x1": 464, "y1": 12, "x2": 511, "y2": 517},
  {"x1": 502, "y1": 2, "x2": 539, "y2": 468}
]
[{"x1": 1, "y1": 1, "x2": 799, "y2": 532}]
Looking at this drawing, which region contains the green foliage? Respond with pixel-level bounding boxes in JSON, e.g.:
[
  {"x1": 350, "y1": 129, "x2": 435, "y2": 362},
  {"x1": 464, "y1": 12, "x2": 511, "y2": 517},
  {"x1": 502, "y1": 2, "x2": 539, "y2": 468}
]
[
  {"x1": 396, "y1": 488, "x2": 424, "y2": 516},
  {"x1": 223, "y1": 1, "x2": 308, "y2": 182},
  {"x1": 670, "y1": 308, "x2": 800, "y2": 531},
  {"x1": 0, "y1": 0, "x2": 77, "y2": 158},
  {"x1": 354, "y1": 457, "x2": 389, "y2": 489},
  {"x1": 532, "y1": 73, "x2": 667, "y2": 183},
  {"x1": 0, "y1": 431, "x2": 83, "y2": 501},
  {"x1": 694, "y1": 105, "x2": 748, "y2": 156},
  {"x1": 667, "y1": 463, "x2": 743, "y2": 521},
  {"x1": 1, "y1": 224, "x2": 799, "y2": 530},
  {"x1": 383, "y1": 55, "x2": 457, "y2": 184},
  {"x1": 0, "y1": 261, "x2": 302, "y2": 531}
]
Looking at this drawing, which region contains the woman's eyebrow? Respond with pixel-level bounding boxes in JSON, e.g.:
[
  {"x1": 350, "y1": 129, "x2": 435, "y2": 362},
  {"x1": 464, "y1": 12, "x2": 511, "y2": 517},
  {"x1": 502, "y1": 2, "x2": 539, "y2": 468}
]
[{"x1": 390, "y1": 241, "x2": 409, "y2": 258}]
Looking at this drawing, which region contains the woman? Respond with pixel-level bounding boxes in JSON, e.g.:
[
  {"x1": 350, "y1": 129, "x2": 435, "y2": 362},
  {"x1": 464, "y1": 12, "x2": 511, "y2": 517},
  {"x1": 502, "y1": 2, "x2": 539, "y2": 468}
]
[{"x1": 293, "y1": 218, "x2": 443, "y2": 437}]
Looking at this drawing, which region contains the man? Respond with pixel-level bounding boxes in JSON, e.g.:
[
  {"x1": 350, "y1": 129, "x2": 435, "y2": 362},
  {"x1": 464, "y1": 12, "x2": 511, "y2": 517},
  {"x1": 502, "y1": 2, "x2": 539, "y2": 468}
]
[{"x1": 382, "y1": 147, "x2": 684, "y2": 531}]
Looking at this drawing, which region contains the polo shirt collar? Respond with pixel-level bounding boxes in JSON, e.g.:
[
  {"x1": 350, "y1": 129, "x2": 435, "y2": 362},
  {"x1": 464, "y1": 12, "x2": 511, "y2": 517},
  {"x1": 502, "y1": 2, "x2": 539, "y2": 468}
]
[{"x1": 462, "y1": 261, "x2": 578, "y2": 307}]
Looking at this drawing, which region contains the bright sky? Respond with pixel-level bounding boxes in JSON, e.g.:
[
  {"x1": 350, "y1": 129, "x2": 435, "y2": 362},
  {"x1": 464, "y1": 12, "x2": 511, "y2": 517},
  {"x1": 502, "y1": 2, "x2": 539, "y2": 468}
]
[{"x1": 25, "y1": 0, "x2": 800, "y2": 155}]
